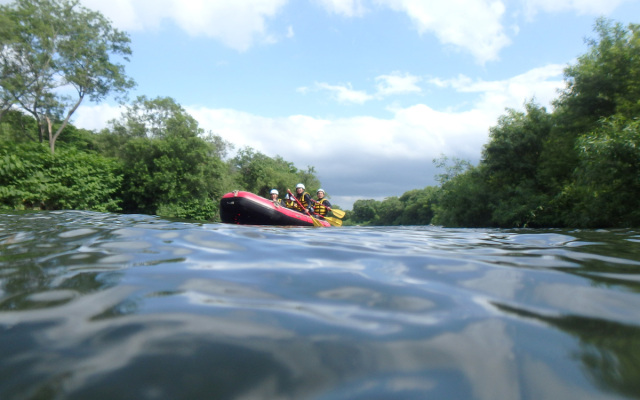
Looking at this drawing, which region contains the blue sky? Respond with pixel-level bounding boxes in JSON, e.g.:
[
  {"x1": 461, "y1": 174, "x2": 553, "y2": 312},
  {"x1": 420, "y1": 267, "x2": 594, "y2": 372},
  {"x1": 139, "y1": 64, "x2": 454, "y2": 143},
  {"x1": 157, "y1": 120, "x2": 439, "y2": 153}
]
[{"x1": 57, "y1": 0, "x2": 640, "y2": 209}]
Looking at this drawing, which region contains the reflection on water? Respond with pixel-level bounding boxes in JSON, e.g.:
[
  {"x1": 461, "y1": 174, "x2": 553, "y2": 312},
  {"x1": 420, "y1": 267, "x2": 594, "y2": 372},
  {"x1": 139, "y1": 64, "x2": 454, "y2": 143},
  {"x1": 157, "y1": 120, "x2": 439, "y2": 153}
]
[{"x1": 1, "y1": 211, "x2": 640, "y2": 399}]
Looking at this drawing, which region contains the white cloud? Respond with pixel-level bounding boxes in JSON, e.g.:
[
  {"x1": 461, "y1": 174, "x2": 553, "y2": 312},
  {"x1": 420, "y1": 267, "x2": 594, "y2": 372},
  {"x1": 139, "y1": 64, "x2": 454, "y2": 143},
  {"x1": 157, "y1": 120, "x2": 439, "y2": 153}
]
[
  {"x1": 315, "y1": 0, "x2": 368, "y2": 16},
  {"x1": 78, "y1": 0, "x2": 509, "y2": 62},
  {"x1": 71, "y1": 103, "x2": 125, "y2": 131},
  {"x1": 74, "y1": 0, "x2": 630, "y2": 64},
  {"x1": 522, "y1": 0, "x2": 630, "y2": 17},
  {"x1": 308, "y1": 72, "x2": 422, "y2": 104},
  {"x1": 80, "y1": 0, "x2": 289, "y2": 51},
  {"x1": 378, "y1": 0, "x2": 511, "y2": 64},
  {"x1": 23, "y1": 0, "x2": 631, "y2": 63},
  {"x1": 375, "y1": 72, "x2": 422, "y2": 96},
  {"x1": 286, "y1": 25, "x2": 295, "y2": 38},
  {"x1": 313, "y1": 82, "x2": 375, "y2": 104},
  {"x1": 428, "y1": 64, "x2": 565, "y2": 112}
]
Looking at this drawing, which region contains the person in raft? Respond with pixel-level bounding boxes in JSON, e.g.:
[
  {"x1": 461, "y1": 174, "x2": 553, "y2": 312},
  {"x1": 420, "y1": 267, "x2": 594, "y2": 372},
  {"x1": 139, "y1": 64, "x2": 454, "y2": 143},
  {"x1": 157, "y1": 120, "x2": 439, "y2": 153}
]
[
  {"x1": 269, "y1": 189, "x2": 284, "y2": 206},
  {"x1": 313, "y1": 188, "x2": 331, "y2": 218},
  {"x1": 291, "y1": 183, "x2": 314, "y2": 213}
]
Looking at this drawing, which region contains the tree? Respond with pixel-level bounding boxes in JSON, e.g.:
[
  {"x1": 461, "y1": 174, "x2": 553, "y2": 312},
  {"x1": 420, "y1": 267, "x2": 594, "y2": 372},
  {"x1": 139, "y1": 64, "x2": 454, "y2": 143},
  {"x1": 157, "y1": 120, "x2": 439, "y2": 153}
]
[
  {"x1": 107, "y1": 97, "x2": 232, "y2": 220},
  {"x1": 0, "y1": 11, "x2": 17, "y2": 119},
  {"x1": 558, "y1": 18, "x2": 640, "y2": 123},
  {"x1": 350, "y1": 199, "x2": 379, "y2": 225},
  {"x1": 376, "y1": 196, "x2": 404, "y2": 225},
  {"x1": 0, "y1": 109, "x2": 38, "y2": 142},
  {"x1": 431, "y1": 166, "x2": 493, "y2": 227},
  {"x1": 566, "y1": 117, "x2": 640, "y2": 227},
  {"x1": 479, "y1": 102, "x2": 553, "y2": 227},
  {"x1": 397, "y1": 187, "x2": 438, "y2": 225},
  {"x1": 482, "y1": 102, "x2": 551, "y2": 184},
  {"x1": 433, "y1": 154, "x2": 472, "y2": 186},
  {"x1": 541, "y1": 19, "x2": 640, "y2": 192},
  {"x1": 0, "y1": 0, "x2": 135, "y2": 153}
]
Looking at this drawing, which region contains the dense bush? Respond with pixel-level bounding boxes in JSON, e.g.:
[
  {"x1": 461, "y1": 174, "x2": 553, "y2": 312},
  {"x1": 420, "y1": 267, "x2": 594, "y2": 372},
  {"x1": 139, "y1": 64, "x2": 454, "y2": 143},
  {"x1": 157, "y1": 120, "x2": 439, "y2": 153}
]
[{"x1": 0, "y1": 141, "x2": 122, "y2": 212}]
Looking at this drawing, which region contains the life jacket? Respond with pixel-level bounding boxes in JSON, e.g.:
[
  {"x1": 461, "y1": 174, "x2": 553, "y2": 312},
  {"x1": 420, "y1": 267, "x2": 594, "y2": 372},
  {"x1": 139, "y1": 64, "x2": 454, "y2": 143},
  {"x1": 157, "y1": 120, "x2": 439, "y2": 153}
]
[
  {"x1": 314, "y1": 198, "x2": 329, "y2": 216},
  {"x1": 294, "y1": 191, "x2": 311, "y2": 211},
  {"x1": 284, "y1": 197, "x2": 295, "y2": 208}
]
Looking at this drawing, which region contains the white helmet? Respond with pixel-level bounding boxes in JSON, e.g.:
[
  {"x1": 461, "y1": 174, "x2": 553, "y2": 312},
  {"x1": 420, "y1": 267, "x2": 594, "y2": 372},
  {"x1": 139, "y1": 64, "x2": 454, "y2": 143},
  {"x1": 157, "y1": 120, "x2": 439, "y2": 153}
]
[
  {"x1": 296, "y1": 183, "x2": 305, "y2": 189},
  {"x1": 270, "y1": 189, "x2": 279, "y2": 195},
  {"x1": 317, "y1": 188, "x2": 324, "y2": 194}
]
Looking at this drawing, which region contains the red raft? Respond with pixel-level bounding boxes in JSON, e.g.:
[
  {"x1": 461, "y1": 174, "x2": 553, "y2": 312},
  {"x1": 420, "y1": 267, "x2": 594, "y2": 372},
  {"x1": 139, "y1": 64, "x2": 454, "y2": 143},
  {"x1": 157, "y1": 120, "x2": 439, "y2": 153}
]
[{"x1": 219, "y1": 191, "x2": 331, "y2": 227}]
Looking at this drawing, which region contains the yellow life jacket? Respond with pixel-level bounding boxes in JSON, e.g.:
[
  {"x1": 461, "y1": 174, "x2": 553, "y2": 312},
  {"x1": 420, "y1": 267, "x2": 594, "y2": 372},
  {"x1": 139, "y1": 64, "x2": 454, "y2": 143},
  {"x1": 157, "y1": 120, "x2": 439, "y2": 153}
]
[
  {"x1": 314, "y1": 198, "x2": 329, "y2": 216},
  {"x1": 294, "y1": 191, "x2": 310, "y2": 211}
]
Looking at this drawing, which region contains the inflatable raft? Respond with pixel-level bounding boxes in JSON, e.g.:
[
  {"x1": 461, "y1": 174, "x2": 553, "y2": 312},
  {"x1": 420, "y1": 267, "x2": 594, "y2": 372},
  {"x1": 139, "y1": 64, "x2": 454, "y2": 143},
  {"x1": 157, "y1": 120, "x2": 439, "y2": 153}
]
[{"x1": 220, "y1": 191, "x2": 331, "y2": 227}]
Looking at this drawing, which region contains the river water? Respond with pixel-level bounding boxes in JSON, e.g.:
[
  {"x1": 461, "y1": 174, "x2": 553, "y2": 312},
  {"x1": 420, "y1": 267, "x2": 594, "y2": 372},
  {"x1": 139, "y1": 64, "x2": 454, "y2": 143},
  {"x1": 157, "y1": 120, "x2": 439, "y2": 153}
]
[{"x1": 1, "y1": 211, "x2": 640, "y2": 400}]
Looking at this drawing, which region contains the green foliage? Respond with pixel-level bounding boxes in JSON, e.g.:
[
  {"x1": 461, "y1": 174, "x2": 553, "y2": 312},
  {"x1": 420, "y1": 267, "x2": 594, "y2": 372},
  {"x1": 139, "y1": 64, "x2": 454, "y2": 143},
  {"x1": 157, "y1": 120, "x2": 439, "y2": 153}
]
[
  {"x1": 350, "y1": 199, "x2": 379, "y2": 225},
  {"x1": 427, "y1": 19, "x2": 640, "y2": 228},
  {"x1": 433, "y1": 154, "x2": 473, "y2": 186},
  {"x1": 396, "y1": 187, "x2": 438, "y2": 225},
  {"x1": 0, "y1": 141, "x2": 122, "y2": 211},
  {"x1": 350, "y1": 187, "x2": 439, "y2": 226},
  {"x1": 0, "y1": 0, "x2": 134, "y2": 153},
  {"x1": 474, "y1": 102, "x2": 554, "y2": 227},
  {"x1": 564, "y1": 117, "x2": 640, "y2": 227},
  {"x1": 558, "y1": 18, "x2": 640, "y2": 122},
  {"x1": 540, "y1": 19, "x2": 640, "y2": 192},
  {"x1": 155, "y1": 199, "x2": 217, "y2": 222},
  {"x1": 483, "y1": 102, "x2": 552, "y2": 184},
  {"x1": 106, "y1": 96, "x2": 230, "y2": 220},
  {"x1": 432, "y1": 167, "x2": 493, "y2": 227},
  {"x1": 0, "y1": 110, "x2": 38, "y2": 143}
]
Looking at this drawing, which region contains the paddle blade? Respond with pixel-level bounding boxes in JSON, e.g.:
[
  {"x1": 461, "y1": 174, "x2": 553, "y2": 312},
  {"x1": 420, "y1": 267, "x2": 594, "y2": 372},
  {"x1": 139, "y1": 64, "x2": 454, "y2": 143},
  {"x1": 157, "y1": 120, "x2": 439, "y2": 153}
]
[
  {"x1": 329, "y1": 208, "x2": 345, "y2": 218},
  {"x1": 324, "y1": 216, "x2": 343, "y2": 226},
  {"x1": 311, "y1": 216, "x2": 323, "y2": 227}
]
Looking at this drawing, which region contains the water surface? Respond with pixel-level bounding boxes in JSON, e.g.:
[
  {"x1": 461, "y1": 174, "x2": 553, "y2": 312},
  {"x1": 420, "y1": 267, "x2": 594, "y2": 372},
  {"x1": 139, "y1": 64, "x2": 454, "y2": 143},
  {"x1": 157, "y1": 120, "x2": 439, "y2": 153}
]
[{"x1": 1, "y1": 211, "x2": 640, "y2": 399}]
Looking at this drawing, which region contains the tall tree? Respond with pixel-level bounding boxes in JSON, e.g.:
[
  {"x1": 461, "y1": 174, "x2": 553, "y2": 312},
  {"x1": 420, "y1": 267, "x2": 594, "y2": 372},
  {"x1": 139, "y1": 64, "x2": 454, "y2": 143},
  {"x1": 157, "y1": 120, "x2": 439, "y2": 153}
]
[
  {"x1": 541, "y1": 19, "x2": 640, "y2": 191},
  {"x1": 0, "y1": 0, "x2": 134, "y2": 153},
  {"x1": 558, "y1": 18, "x2": 640, "y2": 122},
  {"x1": 108, "y1": 96, "x2": 232, "y2": 220}
]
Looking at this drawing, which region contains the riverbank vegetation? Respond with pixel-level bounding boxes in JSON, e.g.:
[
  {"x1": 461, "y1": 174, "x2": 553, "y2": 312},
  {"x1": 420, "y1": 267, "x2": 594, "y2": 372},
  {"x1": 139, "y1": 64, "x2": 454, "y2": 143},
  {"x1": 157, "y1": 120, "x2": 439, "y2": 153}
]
[
  {"x1": 1, "y1": 0, "x2": 638, "y2": 227},
  {"x1": 0, "y1": 0, "x2": 321, "y2": 221},
  {"x1": 349, "y1": 18, "x2": 640, "y2": 228}
]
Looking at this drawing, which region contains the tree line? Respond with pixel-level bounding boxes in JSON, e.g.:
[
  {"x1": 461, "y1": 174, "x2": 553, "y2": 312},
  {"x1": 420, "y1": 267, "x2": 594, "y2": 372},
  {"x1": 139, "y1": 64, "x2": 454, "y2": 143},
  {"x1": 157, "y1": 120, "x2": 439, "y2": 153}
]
[
  {"x1": 0, "y1": 95, "x2": 322, "y2": 220},
  {"x1": 0, "y1": 0, "x2": 322, "y2": 221},
  {"x1": 349, "y1": 18, "x2": 640, "y2": 228},
  {"x1": 2, "y1": 0, "x2": 639, "y2": 227}
]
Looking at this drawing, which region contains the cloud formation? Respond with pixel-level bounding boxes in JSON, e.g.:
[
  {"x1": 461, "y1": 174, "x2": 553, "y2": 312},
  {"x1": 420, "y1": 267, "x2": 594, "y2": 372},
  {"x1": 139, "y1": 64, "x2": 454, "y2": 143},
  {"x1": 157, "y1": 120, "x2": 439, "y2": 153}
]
[
  {"x1": 302, "y1": 72, "x2": 423, "y2": 105},
  {"x1": 378, "y1": 0, "x2": 511, "y2": 64},
  {"x1": 71, "y1": 0, "x2": 627, "y2": 61},
  {"x1": 82, "y1": 0, "x2": 288, "y2": 51}
]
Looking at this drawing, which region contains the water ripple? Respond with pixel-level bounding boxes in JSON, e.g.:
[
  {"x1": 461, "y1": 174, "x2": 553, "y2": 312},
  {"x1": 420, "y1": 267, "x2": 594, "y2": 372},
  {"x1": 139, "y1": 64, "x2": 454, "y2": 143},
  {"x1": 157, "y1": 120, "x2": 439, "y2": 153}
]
[{"x1": 1, "y1": 211, "x2": 640, "y2": 399}]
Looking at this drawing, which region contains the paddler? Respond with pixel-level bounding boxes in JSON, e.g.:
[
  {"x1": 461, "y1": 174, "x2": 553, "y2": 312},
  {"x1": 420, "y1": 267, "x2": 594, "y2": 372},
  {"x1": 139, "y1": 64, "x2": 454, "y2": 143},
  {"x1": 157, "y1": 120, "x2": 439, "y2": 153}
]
[
  {"x1": 269, "y1": 189, "x2": 284, "y2": 206},
  {"x1": 312, "y1": 188, "x2": 331, "y2": 218},
  {"x1": 291, "y1": 183, "x2": 314, "y2": 213}
]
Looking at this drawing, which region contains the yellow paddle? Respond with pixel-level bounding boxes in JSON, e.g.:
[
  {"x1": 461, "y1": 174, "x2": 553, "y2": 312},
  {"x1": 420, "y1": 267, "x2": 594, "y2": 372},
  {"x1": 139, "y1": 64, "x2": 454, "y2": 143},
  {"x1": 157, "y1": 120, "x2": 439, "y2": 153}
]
[
  {"x1": 287, "y1": 189, "x2": 323, "y2": 227},
  {"x1": 328, "y1": 207, "x2": 345, "y2": 218},
  {"x1": 324, "y1": 216, "x2": 343, "y2": 226}
]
